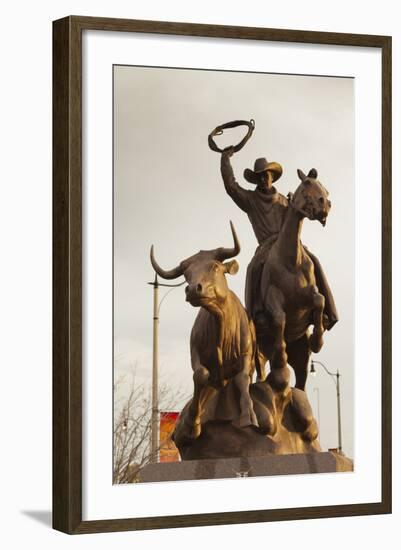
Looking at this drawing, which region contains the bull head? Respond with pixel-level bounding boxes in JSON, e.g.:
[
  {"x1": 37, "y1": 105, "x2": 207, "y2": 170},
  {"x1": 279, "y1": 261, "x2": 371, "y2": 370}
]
[{"x1": 150, "y1": 222, "x2": 241, "y2": 308}]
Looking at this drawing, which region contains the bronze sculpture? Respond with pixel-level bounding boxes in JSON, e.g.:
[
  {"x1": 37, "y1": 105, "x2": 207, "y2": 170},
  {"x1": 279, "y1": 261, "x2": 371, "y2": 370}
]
[
  {"x1": 219, "y1": 124, "x2": 338, "y2": 389},
  {"x1": 151, "y1": 225, "x2": 319, "y2": 458},
  {"x1": 257, "y1": 168, "x2": 332, "y2": 390},
  {"x1": 148, "y1": 119, "x2": 346, "y2": 464},
  {"x1": 151, "y1": 222, "x2": 260, "y2": 439}
]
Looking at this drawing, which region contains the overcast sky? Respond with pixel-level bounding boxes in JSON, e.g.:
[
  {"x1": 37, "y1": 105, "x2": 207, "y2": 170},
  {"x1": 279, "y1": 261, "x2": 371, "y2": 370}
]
[{"x1": 113, "y1": 65, "x2": 354, "y2": 457}]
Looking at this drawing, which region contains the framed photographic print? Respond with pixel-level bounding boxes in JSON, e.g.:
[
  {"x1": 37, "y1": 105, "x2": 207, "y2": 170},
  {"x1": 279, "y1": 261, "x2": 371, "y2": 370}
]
[{"x1": 53, "y1": 16, "x2": 392, "y2": 534}]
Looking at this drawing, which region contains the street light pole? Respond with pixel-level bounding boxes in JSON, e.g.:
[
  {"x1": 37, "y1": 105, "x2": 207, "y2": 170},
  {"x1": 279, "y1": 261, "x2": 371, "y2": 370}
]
[
  {"x1": 336, "y1": 368, "x2": 342, "y2": 453},
  {"x1": 310, "y1": 360, "x2": 343, "y2": 454},
  {"x1": 150, "y1": 274, "x2": 159, "y2": 462},
  {"x1": 147, "y1": 274, "x2": 185, "y2": 463}
]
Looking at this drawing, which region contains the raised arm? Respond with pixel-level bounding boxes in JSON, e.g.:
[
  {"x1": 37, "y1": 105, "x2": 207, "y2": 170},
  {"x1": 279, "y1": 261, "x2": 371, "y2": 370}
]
[{"x1": 220, "y1": 147, "x2": 250, "y2": 213}]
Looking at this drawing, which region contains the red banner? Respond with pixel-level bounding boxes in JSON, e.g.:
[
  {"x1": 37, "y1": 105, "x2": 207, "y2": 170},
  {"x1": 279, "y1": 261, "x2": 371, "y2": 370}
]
[{"x1": 159, "y1": 411, "x2": 180, "y2": 463}]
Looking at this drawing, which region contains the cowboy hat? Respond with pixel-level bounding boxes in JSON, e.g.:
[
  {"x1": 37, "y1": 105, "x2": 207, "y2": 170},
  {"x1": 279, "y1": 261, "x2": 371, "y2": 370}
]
[{"x1": 244, "y1": 158, "x2": 283, "y2": 185}]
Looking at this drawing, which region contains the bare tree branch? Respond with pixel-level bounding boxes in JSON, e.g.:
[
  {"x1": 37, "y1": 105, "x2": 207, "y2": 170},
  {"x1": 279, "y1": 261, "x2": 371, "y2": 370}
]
[{"x1": 113, "y1": 369, "x2": 187, "y2": 483}]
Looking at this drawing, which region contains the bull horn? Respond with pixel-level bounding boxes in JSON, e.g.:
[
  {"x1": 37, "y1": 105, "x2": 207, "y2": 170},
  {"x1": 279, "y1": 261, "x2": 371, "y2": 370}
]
[
  {"x1": 216, "y1": 221, "x2": 241, "y2": 261},
  {"x1": 150, "y1": 245, "x2": 184, "y2": 279}
]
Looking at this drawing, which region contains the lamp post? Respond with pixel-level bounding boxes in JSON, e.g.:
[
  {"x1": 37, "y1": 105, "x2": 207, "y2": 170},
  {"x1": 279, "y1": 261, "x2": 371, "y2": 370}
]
[
  {"x1": 148, "y1": 273, "x2": 185, "y2": 462},
  {"x1": 310, "y1": 360, "x2": 343, "y2": 454}
]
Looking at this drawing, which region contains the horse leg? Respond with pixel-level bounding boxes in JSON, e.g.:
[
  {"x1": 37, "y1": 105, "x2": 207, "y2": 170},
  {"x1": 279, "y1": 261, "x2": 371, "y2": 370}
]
[
  {"x1": 289, "y1": 388, "x2": 319, "y2": 443},
  {"x1": 287, "y1": 334, "x2": 311, "y2": 391},
  {"x1": 285, "y1": 335, "x2": 318, "y2": 442},
  {"x1": 309, "y1": 288, "x2": 325, "y2": 353},
  {"x1": 265, "y1": 286, "x2": 287, "y2": 370},
  {"x1": 234, "y1": 355, "x2": 258, "y2": 427},
  {"x1": 263, "y1": 286, "x2": 291, "y2": 392}
]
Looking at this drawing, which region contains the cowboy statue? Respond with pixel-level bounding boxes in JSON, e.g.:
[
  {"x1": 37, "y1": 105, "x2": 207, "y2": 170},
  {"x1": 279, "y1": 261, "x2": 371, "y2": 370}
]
[{"x1": 209, "y1": 120, "x2": 338, "y2": 337}]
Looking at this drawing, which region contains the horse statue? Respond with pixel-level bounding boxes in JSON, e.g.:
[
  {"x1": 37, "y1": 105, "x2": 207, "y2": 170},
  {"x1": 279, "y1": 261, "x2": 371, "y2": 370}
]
[{"x1": 257, "y1": 168, "x2": 332, "y2": 391}]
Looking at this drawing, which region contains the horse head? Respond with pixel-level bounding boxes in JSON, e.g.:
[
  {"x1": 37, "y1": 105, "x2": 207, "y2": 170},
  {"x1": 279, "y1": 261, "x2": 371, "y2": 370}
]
[{"x1": 291, "y1": 168, "x2": 331, "y2": 226}]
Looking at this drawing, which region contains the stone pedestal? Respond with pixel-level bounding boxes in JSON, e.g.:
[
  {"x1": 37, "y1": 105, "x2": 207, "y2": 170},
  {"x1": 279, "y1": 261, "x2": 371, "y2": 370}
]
[
  {"x1": 174, "y1": 378, "x2": 322, "y2": 460},
  {"x1": 139, "y1": 452, "x2": 353, "y2": 483}
]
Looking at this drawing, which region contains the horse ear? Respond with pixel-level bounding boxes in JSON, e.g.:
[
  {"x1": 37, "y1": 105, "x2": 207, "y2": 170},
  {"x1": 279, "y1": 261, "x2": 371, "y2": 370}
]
[
  {"x1": 297, "y1": 169, "x2": 307, "y2": 181},
  {"x1": 308, "y1": 168, "x2": 318, "y2": 178},
  {"x1": 223, "y1": 259, "x2": 239, "y2": 275}
]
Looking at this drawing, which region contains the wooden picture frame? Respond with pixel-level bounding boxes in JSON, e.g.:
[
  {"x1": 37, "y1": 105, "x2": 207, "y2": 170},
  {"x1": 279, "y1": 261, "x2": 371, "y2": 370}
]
[{"x1": 53, "y1": 15, "x2": 392, "y2": 534}]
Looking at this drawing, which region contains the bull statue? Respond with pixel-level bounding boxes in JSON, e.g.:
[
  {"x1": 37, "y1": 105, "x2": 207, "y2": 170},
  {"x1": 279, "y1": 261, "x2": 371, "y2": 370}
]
[{"x1": 150, "y1": 222, "x2": 261, "y2": 439}]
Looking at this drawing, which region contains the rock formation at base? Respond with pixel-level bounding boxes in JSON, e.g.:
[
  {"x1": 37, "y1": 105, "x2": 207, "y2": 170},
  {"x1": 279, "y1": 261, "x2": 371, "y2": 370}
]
[{"x1": 174, "y1": 367, "x2": 321, "y2": 461}]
